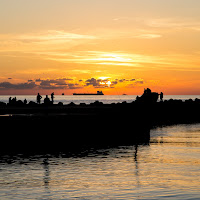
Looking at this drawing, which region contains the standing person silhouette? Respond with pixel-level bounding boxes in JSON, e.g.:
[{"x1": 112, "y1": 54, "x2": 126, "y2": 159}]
[
  {"x1": 160, "y1": 92, "x2": 163, "y2": 101},
  {"x1": 37, "y1": 93, "x2": 42, "y2": 104},
  {"x1": 51, "y1": 92, "x2": 54, "y2": 103}
]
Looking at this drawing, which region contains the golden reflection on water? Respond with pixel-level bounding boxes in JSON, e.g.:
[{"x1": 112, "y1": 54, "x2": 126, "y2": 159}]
[{"x1": 0, "y1": 124, "x2": 200, "y2": 199}]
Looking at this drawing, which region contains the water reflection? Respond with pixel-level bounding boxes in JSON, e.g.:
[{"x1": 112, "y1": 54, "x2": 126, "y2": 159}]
[
  {"x1": 134, "y1": 145, "x2": 140, "y2": 187},
  {"x1": 0, "y1": 124, "x2": 200, "y2": 199},
  {"x1": 42, "y1": 158, "x2": 50, "y2": 188}
]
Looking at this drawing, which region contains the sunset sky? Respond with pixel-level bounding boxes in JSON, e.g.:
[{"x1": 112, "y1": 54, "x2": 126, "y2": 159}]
[{"x1": 0, "y1": 0, "x2": 200, "y2": 95}]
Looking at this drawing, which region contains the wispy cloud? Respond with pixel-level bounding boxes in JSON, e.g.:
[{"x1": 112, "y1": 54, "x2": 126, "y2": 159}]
[
  {"x1": 91, "y1": 27, "x2": 162, "y2": 40},
  {"x1": 0, "y1": 30, "x2": 97, "y2": 53},
  {"x1": 40, "y1": 51, "x2": 172, "y2": 67},
  {"x1": 133, "y1": 34, "x2": 161, "y2": 39},
  {"x1": 113, "y1": 16, "x2": 200, "y2": 31},
  {"x1": 0, "y1": 30, "x2": 96, "y2": 42},
  {"x1": 17, "y1": 30, "x2": 97, "y2": 42},
  {"x1": 146, "y1": 18, "x2": 200, "y2": 31}
]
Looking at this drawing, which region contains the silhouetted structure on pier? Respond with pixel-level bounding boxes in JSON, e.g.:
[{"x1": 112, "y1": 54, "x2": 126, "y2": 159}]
[{"x1": 136, "y1": 88, "x2": 159, "y2": 103}]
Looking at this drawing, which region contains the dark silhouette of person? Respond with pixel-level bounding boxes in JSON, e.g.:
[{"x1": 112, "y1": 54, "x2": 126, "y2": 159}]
[
  {"x1": 9, "y1": 97, "x2": 12, "y2": 104},
  {"x1": 12, "y1": 97, "x2": 17, "y2": 105},
  {"x1": 37, "y1": 93, "x2": 42, "y2": 104},
  {"x1": 160, "y1": 92, "x2": 163, "y2": 101},
  {"x1": 24, "y1": 99, "x2": 27, "y2": 104},
  {"x1": 44, "y1": 95, "x2": 50, "y2": 105},
  {"x1": 51, "y1": 92, "x2": 54, "y2": 103}
]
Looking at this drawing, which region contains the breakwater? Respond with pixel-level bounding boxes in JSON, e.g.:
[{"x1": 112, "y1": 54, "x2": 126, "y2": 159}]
[{"x1": 0, "y1": 98, "x2": 200, "y2": 154}]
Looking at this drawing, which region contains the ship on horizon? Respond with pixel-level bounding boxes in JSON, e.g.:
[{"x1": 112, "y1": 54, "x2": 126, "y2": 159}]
[{"x1": 73, "y1": 91, "x2": 104, "y2": 95}]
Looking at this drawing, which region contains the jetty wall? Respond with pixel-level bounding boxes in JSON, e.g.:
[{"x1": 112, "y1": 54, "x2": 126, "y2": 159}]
[{"x1": 0, "y1": 99, "x2": 200, "y2": 154}]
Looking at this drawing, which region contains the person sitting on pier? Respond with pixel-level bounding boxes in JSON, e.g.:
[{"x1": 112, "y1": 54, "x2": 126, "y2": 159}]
[
  {"x1": 37, "y1": 93, "x2": 42, "y2": 104},
  {"x1": 24, "y1": 99, "x2": 27, "y2": 104},
  {"x1": 13, "y1": 97, "x2": 17, "y2": 103},
  {"x1": 44, "y1": 95, "x2": 51, "y2": 105}
]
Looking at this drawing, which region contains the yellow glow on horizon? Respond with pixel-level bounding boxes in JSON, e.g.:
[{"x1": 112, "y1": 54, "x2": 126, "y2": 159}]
[
  {"x1": 98, "y1": 77, "x2": 110, "y2": 80},
  {"x1": 99, "y1": 82, "x2": 105, "y2": 85},
  {"x1": 100, "y1": 80, "x2": 112, "y2": 87},
  {"x1": 106, "y1": 81, "x2": 112, "y2": 87}
]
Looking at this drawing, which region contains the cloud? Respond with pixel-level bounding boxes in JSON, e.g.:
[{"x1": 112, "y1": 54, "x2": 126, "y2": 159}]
[
  {"x1": 146, "y1": 18, "x2": 200, "y2": 31},
  {"x1": 135, "y1": 80, "x2": 144, "y2": 84},
  {"x1": 85, "y1": 78, "x2": 102, "y2": 87},
  {"x1": 36, "y1": 78, "x2": 82, "y2": 90},
  {"x1": 18, "y1": 30, "x2": 96, "y2": 42},
  {"x1": 84, "y1": 77, "x2": 119, "y2": 88},
  {"x1": 0, "y1": 81, "x2": 37, "y2": 90},
  {"x1": 119, "y1": 79, "x2": 126, "y2": 82},
  {"x1": 0, "y1": 77, "x2": 144, "y2": 91},
  {"x1": 0, "y1": 30, "x2": 96, "y2": 44},
  {"x1": 0, "y1": 30, "x2": 97, "y2": 54},
  {"x1": 0, "y1": 78, "x2": 83, "y2": 90},
  {"x1": 84, "y1": 77, "x2": 143, "y2": 89},
  {"x1": 39, "y1": 79, "x2": 68, "y2": 87},
  {"x1": 46, "y1": 51, "x2": 169, "y2": 66},
  {"x1": 132, "y1": 79, "x2": 144, "y2": 85},
  {"x1": 35, "y1": 78, "x2": 42, "y2": 82},
  {"x1": 134, "y1": 34, "x2": 162, "y2": 39},
  {"x1": 85, "y1": 78, "x2": 112, "y2": 88},
  {"x1": 115, "y1": 78, "x2": 136, "y2": 83}
]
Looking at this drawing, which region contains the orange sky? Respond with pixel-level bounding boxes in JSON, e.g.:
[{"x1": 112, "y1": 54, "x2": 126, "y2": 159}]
[{"x1": 0, "y1": 0, "x2": 200, "y2": 95}]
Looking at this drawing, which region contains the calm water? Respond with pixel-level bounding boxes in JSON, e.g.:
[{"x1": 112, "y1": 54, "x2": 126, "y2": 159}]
[
  {"x1": 0, "y1": 124, "x2": 200, "y2": 199},
  {"x1": 0, "y1": 95, "x2": 200, "y2": 105}
]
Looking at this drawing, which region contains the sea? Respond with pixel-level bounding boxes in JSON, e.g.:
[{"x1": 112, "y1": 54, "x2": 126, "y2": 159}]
[
  {"x1": 0, "y1": 123, "x2": 200, "y2": 199},
  {"x1": 0, "y1": 95, "x2": 200, "y2": 105}
]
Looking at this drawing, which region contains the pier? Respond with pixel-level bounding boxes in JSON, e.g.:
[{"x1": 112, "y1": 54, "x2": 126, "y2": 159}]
[
  {"x1": 0, "y1": 91, "x2": 200, "y2": 154},
  {"x1": 0, "y1": 99, "x2": 200, "y2": 154}
]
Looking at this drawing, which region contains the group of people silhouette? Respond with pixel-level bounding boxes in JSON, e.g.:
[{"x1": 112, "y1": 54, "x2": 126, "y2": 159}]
[
  {"x1": 37, "y1": 92, "x2": 54, "y2": 104},
  {"x1": 9, "y1": 97, "x2": 27, "y2": 105},
  {"x1": 7, "y1": 93, "x2": 55, "y2": 106}
]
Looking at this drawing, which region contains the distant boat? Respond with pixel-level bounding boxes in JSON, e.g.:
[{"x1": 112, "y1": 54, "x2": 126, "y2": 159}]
[
  {"x1": 73, "y1": 91, "x2": 104, "y2": 95},
  {"x1": 123, "y1": 94, "x2": 127, "y2": 95},
  {"x1": 62, "y1": 93, "x2": 64, "y2": 95}
]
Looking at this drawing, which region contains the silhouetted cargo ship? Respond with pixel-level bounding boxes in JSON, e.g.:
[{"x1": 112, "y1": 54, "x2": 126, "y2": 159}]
[{"x1": 73, "y1": 91, "x2": 104, "y2": 95}]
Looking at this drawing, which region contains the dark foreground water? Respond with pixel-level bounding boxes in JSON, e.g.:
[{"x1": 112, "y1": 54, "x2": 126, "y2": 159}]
[{"x1": 0, "y1": 124, "x2": 200, "y2": 199}]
